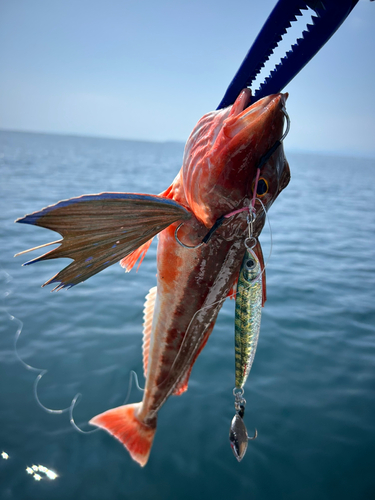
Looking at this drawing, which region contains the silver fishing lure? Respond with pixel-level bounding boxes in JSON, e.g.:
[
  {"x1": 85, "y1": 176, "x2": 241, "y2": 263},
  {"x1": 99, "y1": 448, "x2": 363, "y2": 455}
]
[
  {"x1": 229, "y1": 395, "x2": 258, "y2": 462},
  {"x1": 229, "y1": 229, "x2": 263, "y2": 462}
]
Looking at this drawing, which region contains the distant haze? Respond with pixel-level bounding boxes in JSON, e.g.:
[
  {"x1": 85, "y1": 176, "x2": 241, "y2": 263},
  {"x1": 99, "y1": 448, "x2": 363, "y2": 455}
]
[{"x1": 1, "y1": 0, "x2": 374, "y2": 157}]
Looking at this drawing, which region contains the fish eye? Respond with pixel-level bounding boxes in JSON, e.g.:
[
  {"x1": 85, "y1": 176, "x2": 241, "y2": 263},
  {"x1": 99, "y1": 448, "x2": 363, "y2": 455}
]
[{"x1": 252, "y1": 177, "x2": 269, "y2": 197}]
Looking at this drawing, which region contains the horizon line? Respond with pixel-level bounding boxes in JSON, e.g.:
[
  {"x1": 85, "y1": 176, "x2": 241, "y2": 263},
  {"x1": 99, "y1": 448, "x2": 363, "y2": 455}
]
[{"x1": 1, "y1": 127, "x2": 374, "y2": 161}]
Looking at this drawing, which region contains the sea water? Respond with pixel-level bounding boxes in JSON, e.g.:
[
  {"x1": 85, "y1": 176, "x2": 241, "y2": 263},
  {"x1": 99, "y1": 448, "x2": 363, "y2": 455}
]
[{"x1": 1, "y1": 130, "x2": 375, "y2": 500}]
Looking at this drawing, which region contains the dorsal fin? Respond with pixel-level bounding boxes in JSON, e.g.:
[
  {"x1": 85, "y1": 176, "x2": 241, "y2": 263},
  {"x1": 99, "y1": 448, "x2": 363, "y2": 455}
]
[{"x1": 142, "y1": 286, "x2": 157, "y2": 379}]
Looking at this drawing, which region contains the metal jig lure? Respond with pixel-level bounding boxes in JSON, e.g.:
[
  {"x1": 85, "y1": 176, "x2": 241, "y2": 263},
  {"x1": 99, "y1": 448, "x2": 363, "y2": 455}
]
[{"x1": 229, "y1": 211, "x2": 263, "y2": 461}]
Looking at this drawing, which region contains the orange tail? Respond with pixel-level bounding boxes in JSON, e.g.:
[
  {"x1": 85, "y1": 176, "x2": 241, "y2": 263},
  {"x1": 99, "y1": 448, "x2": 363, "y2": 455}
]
[{"x1": 89, "y1": 402, "x2": 156, "y2": 467}]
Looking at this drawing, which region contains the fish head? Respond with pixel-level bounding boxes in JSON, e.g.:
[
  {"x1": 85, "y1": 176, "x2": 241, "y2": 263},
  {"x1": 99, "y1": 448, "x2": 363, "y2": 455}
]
[{"x1": 182, "y1": 90, "x2": 290, "y2": 229}]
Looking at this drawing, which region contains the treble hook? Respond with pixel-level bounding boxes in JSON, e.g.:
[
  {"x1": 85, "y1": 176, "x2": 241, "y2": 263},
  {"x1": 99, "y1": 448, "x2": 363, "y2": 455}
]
[
  {"x1": 229, "y1": 410, "x2": 257, "y2": 462},
  {"x1": 230, "y1": 389, "x2": 257, "y2": 461}
]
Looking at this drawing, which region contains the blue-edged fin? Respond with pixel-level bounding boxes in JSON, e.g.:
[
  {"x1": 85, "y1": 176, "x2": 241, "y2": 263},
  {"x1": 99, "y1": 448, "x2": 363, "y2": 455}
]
[{"x1": 15, "y1": 192, "x2": 191, "y2": 290}]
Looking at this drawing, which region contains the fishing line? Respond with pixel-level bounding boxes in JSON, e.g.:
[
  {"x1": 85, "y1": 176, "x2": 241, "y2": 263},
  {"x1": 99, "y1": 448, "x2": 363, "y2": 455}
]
[
  {"x1": 9, "y1": 268, "x2": 144, "y2": 434},
  {"x1": 2, "y1": 271, "x2": 68, "y2": 415},
  {"x1": 13, "y1": 312, "x2": 77, "y2": 417},
  {"x1": 122, "y1": 370, "x2": 145, "y2": 405},
  {"x1": 69, "y1": 369, "x2": 144, "y2": 434},
  {"x1": 7, "y1": 262, "x2": 145, "y2": 433},
  {"x1": 3, "y1": 269, "x2": 97, "y2": 436},
  {"x1": 16, "y1": 323, "x2": 100, "y2": 432},
  {"x1": 70, "y1": 369, "x2": 144, "y2": 433},
  {"x1": 131, "y1": 369, "x2": 145, "y2": 392},
  {"x1": 6, "y1": 269, "x2": 74, "y2": 416},
  {"x1": 68, "y1": 394, "x2": 98, "y2": 434},
  {"x1": 33, "y1": 372, "x2": 70, "y2": 414},
  {"x1": 26, "y1": 352, "x2": 144, "y2": 433}
]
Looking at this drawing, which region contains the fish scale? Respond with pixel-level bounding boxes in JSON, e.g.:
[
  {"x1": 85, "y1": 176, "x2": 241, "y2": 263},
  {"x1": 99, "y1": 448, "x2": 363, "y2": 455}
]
[{"x1": 234, "y1": 248, "x2": 262, "y2": 390}]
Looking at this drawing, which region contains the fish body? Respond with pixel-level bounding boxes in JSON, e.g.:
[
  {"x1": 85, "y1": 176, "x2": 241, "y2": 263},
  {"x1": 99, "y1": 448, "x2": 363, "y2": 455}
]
[
  {"x1": 16, "y1": 90, "x2": 290, "y2": 466},
  {"x1": 234, "y1": 247, "x2": 263, "y2": 390}
]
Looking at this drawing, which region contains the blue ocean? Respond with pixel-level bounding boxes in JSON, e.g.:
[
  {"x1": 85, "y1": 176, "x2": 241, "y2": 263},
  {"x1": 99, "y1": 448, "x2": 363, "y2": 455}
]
[{"x1": 1, "y1": 130, "x2": 374, "y2": 500}]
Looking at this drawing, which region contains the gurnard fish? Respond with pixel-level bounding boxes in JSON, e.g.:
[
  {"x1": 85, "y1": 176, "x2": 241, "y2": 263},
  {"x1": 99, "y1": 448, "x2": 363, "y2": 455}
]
[{"x1": 16, "y1": 88, "x2": 290, "y2": 466}]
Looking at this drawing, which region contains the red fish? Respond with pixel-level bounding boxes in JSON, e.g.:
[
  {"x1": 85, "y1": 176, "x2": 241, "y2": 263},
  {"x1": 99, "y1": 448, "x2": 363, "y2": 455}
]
[{"x1": 16, "y1": 89, "x2": 290, "y2": 466}]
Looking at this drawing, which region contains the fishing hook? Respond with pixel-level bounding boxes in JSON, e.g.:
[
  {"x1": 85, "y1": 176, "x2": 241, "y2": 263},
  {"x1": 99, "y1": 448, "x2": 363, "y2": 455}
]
[
  {"x1": 229, "y1": 387, "x2": 257, "y2": 461},
  {"x1": 174, "y1": 222, "x2": 204, "y2": 249},
  {"x1": 248, "y1": 428, "x2": 258, "y2": 440},
  {"x1": 255, "y1": 106, "x2": 290, "y2": 173},
  {"x1": 281, "y1": 107, "x2": 290, "y2": 142},
  {"x1": 233, "y1": 395, "x2": 258, "y2": 441}
]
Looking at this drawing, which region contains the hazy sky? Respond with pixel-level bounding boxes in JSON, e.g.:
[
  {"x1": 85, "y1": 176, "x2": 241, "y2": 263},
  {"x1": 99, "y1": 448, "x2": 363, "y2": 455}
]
[{"x1": 1, "y1": 0, "x2": 374, "y2": 157}]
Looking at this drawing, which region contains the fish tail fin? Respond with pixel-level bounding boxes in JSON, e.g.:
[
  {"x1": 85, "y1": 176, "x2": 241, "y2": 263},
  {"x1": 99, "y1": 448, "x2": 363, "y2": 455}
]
[{"x1": 89, "y1": 402, "x2": 156, "y2": 467}]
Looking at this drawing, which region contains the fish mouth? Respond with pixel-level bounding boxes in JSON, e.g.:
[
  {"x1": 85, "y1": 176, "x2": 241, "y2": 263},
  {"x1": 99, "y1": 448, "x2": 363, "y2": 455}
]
[{"x1": 223, "y1": 91, "x2": 288, "y2": 140}]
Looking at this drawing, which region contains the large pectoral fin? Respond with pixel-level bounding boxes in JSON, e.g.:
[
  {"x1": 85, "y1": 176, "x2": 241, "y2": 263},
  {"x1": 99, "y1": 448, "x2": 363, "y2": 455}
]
[{"x1": 15, "y1": 192, "x2": 191, "y2": 290}]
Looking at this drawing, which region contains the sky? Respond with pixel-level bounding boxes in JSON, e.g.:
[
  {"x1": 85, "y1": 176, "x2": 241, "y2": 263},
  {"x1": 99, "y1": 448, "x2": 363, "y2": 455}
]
[{"x1": 0, "y1": 0, "x2": 374, "y2": 157}]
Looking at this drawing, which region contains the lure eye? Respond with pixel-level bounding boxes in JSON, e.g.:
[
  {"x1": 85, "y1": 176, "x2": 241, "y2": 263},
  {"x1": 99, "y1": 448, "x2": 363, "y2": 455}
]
[
  {"x1": 246, "y1": 259, "x2": 256, "y2": 270},
  {"x1": 252, "y1": 177, "x2": 269, "y2": 197}
]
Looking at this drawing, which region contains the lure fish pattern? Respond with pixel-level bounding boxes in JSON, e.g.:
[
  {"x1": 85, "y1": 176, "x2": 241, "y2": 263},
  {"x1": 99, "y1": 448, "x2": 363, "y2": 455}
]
[
  {"x1": 16, "y1": 89, "x2": 290, "y2": 466},
  {"x1": 234, "y1": 247, "x2": 263, "y2": 390}
]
